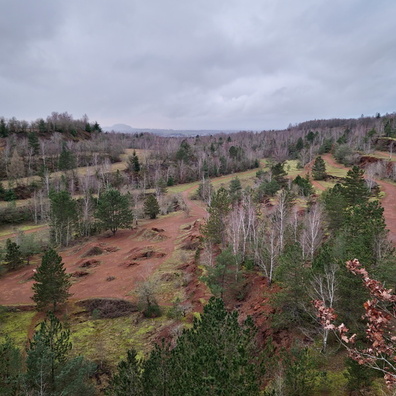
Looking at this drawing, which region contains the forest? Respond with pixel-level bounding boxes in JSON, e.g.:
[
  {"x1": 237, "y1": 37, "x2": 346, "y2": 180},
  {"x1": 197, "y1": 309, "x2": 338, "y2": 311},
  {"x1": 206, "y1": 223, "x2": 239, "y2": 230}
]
[{"x1": 0, "y1": 111, "x2": 395, "y2": 395}]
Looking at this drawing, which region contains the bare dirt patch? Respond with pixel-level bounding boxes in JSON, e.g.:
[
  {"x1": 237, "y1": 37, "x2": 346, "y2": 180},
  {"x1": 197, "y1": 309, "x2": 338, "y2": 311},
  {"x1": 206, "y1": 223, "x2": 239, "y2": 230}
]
[
  {"x1": 78, "y1": 298, "x2": 138, "y2": 319},
  {"x1": 0, "y1": 183, "x2": 207, "y2": 306}
]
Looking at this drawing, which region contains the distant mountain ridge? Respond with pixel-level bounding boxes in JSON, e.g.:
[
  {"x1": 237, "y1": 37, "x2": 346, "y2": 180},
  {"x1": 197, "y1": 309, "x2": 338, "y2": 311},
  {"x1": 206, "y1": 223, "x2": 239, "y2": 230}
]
[{"x1": 103, "y1": 124, "x2": 241, "y2": 137}]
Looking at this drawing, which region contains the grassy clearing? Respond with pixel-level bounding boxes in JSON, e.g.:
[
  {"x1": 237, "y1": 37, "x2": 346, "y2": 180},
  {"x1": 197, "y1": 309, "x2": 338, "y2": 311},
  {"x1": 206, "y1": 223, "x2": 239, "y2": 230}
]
[
  {"x1": 0, "y1": 223, "x2": 45, "y2": 238},
  {"x1": 284, "y1": 160, "x2": 301, "y2": 178},
  {"x1": 168, "y1": 163, "x2": 267, "y2": 195},
  {"x1": 69, "y1": 312, "x2": 173, "y2": 366},
  {"x1": 0, "y1": 310, "x2": 35, "y2": 347},
  {"x1": 325, "y1": 163, "x2": 348, "y2": 178}
]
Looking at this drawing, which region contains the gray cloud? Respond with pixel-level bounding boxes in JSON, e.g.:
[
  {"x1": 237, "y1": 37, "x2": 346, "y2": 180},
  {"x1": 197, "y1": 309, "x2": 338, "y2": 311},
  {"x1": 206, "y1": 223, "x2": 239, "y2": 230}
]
[{"x1": 0, "y1": 0, "x2": 395, "y2": 130}]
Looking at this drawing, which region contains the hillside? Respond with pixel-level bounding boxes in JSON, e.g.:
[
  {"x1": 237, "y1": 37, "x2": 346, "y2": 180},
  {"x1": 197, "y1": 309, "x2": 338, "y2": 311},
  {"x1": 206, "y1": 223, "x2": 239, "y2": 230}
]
[{"x1": 0, "y1": 113, "x2": 395, "y2": 394}]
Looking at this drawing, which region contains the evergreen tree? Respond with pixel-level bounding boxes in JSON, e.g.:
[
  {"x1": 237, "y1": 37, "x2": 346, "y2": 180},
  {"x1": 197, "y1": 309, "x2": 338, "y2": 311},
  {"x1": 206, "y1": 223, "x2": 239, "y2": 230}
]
[
  {"x1": 32, "y1": 249, "x2": 71, "y2": 312},
  {"x1": 201, "y1": 248, "x2": 235, "y2": 299},
  {"x1": 312, "y1": 156, "x2": 327, "y2": 180},
  {"x1": 322, "y1": 184, "x2": 348, "y2": 231},
  {"x1": 166, "y1": 175, "x2": 174, "y2": 186},
  {"x1": 0, "y1": 337, "x2": 24, "y2": 395},
  {"x1": 0, "y1": 182, "x2": 5, "y2": 200},
  {"x1": 292, "y1": 175, "x2": 313, "y2": 196},
  {"x1": 175, "y1": 140, "x2": 193, "y2": 163},
  {"x1": 128, "y1": 151, "x2": 141, "y2": 173},
  {"x1": 4, "y1": 238, "x2": 24, "y2": 271},
  {"x1": 283, "y1": 346, "x2": 319, "y2": 396},
  {"x1": 0, "y1": 118, "x2": 8, "y2": 137},
  {"x1": 270, "y1": 162, "x2": 287, "y2": 186},
  {"x1": 202, "y1": 187, "x2": 230, "y2": 245},
  {"x1": 85, "y1": 123, "x2": 92, "y2": 133},
  {"x1": 132, "y1": 151, "x2": 141, "y2": 172},
  {"x1": 28, "y1": 132, "x2": 40, "y2": 156},
  {"x1": 229, "y1": 177, "x2": 242, "y2": 202},
  {"x1": 110, "y1": 298, "x2": 263, "y2": 396},
  {"x1": 92, "y1": 121, "x2": 102, "y2": 132},
  {"x1": 109, "y1": 349, "x2": 144, "y2": 395},
  {"x1": 143, "y1": 195, "x2": 160, "y2": 219},
  {"x1": 26, "y1": 312, "x2": 95, "y2": 395},
  {"x1": 95, "y1": 189, "x2": 134, "y2": 235},
  {"x1": 256, "y1": 179, "x2": 280, "y2": 200},
  {"x1": 38, "y1": 118, "x2": 47, "y2": 133},
  {"x1": 58, "y1": 147, "x2": 76, "y2": 171},
  {"x1": 341, "y1": 166, "x2": 370, "y2": 206},
  {"x1": 296, "y1": 137, "x2": 304, "y2": 151}
]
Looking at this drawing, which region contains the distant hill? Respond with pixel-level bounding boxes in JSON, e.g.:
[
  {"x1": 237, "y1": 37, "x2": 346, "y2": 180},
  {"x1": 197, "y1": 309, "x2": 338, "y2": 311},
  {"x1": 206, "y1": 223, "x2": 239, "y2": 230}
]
[{"x1": 103, "y1": 124, "x2": 241, "y2": 137}]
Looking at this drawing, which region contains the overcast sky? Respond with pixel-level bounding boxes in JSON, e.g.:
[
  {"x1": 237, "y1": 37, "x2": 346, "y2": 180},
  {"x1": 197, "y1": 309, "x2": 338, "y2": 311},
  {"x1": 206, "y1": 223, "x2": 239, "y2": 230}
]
[{"x1": 1, "y1": 1, "x2": 395, "y2": 131}]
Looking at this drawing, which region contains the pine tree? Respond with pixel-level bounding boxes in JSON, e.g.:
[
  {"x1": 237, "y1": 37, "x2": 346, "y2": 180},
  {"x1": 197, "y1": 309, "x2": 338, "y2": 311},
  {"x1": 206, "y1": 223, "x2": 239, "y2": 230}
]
[
  {"x1": 132, "y1": 151, "x2": 141, "y2": 172},
  {"x1": 0, "y1": 337, "x2": 24, "y2": 395},
  {"x1": 342, "y1": 166, "x2": 370, "y2": 206},
  {"x1": 32, "y1": 249, "x2": 71, "y2": 312},
  {"x1": 229, "y1": 177, "x2": 242, "y2": 202},
  {"x1": 110, "y1": 298, "x2": 263, "y2": 395},
  {"x1": 4, "y1": 239, "x2": 24, "y2": 271},
  {"x1": 144, "y1": 195, "x2": 160, "y2": 219},
  {"x1": 58, "y1": 147, "x2": 76, "y2": 171},
  {"x1": 271, "y1": 162, "x2": 288, "y2": 186},
  {"x1": 28, "y1": 132, "x2": 40, "y2": 156},
  {"x1": 312, "y1": 156, "x2": 327, "y2": 180},
  {"x1": 95, "y1": 189, "x2": 134, "y2": 235},
  {"x1": 110, "y1": 349, "x2": 144, "y2": 395},
  {"x1": 202, "y1": 187, "x2": 230, "y2": 245},
  {"x1": 25, "y1": 312, "x2": 95, "y2": 395}
]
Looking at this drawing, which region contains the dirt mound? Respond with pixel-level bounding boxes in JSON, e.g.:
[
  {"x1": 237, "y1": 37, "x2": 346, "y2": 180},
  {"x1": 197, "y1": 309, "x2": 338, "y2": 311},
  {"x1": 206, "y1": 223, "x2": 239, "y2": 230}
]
[
  {"x1": 128, "y1": 246, "x2": 166, "y2": 260},
  {"x1": 134, "y1": 228, "x2": 168, "y2": 242},
  {"x1": 103, "y1": 246, "x2": 119, "y2": 253},
  {"x1": 180, "y1": 234, "x2": 201, "y2": 250},
  {"x1": 152, "y1": 227, "x2": 164, "y2": 233},
  {"x1": 83, "y1": 246, "x2": 104, "y2": 257},
  {"x1": 71, "y1": 270, "x2": 89, "y2": 278},
  {"x1": 79, "y1": 259, "x2": 101, "y2": 268},
  {"x1": 119, "y1": 261, "x2": 140, "y2": 268},
  {"x1": 78, "y1": 298, "x2": 138, "y2": 319}
]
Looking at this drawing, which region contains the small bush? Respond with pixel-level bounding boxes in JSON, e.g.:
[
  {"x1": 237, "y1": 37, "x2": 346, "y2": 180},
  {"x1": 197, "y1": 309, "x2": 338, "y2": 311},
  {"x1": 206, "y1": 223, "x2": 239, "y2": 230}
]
[{"x1": 142, "y1": 303, "x2": 162, "y2": 318}]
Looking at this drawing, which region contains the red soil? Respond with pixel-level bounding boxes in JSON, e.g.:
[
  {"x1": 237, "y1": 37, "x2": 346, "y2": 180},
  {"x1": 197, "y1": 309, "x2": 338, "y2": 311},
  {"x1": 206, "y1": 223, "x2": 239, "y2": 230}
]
[{"x1": 0, "y1": 185, "x2": 207, "y2": 306}]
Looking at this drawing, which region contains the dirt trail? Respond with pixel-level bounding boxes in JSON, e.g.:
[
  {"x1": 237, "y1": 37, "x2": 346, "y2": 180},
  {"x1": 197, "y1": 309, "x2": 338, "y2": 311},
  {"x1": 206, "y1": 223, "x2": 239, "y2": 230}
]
[
  {"x1": 0, "y1": 182, "x2": 207, "y2": 306},
  {"x1": 322, "y1": 154, "x2": 396, "y2": 244}
]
